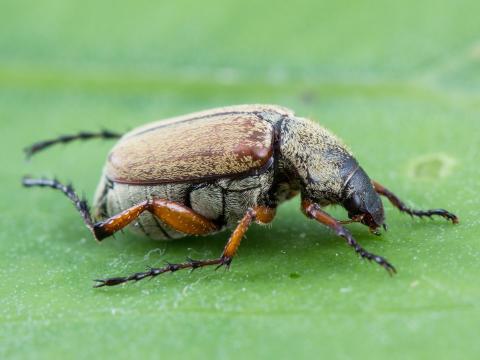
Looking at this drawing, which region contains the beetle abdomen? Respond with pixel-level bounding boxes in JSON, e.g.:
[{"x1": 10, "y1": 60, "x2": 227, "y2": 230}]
[
  {"x1": 106, "y1": 105, "x2": 293, "y2": 185},
  {"x1": 98, "y1": 171, "x2": 275, "y2": 240}
]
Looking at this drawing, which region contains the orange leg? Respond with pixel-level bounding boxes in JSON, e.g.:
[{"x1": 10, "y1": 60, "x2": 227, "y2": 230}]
[
  {"x1": 23, "y1": 177, "x2": 277, "y2": 286},
  {"x1": 223, "y1": 206, "x2": 275, "y2": 258},
  {"x1": 302, "y1": 199, "x2": 396, "y2": 275},
  {"x1": 93, "y1": 199, "x2": 219, "y2": 240},
  {"x1": 22, "y1": 177, "x2": 219, "y2": 242},
  {"x1": 372, "y1": 181, "x2": 459, "y2": 224},
  {"x1": 94, "y1": 206, "x2": 276, "y2": 287}
]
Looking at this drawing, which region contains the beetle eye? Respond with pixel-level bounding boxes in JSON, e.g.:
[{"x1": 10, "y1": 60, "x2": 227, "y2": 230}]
[
  {"x1": 344, "y1": 194, "x2": 363, "y2": 216},
  {"x1": 350, "y1": 194, "x2": 362, "y2": 209}
]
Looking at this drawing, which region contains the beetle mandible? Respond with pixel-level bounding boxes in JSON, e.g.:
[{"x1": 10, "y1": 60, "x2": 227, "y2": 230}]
[{"x1": 23, "y1": 104, "x2": 458, "y2": 287}]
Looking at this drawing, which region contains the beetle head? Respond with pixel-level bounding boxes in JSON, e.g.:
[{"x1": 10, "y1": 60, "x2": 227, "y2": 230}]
[{"x1": 342, "y1": 165, "x2": 386, "y2": 234}]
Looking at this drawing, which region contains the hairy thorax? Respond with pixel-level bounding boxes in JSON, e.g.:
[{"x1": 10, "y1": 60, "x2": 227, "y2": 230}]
[{"x1": 278, "y1": 116, "x2": 352, "y2": 206}]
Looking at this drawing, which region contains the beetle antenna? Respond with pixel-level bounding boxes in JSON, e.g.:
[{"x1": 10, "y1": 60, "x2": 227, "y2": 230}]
[{"x1": 24, "y1": 130, "x2": 123, "y2": 159}]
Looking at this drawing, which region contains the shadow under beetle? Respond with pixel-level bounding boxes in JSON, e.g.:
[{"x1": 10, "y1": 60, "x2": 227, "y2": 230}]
[{"x1": 22, "y1": 105, "x2": 459, "y2": 287}]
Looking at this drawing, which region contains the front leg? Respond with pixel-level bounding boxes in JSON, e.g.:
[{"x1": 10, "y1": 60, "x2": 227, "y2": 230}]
[
  {"x1": 302, "y1": 199, "x2": 396, "y2": 275},
  {"x1": 372, "y1": 181, "x2": 459, "y2": 224}
]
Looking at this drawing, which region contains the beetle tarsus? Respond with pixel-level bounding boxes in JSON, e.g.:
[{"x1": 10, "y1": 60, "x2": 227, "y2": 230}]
[
  {"x1": 185, "y1": 257, "x2": 204, "y2": 272},
  {"x1": 356, "y1": 247, "x2": 397, "y2": 275},
  {"x1": 372, "y1": 181, "x2": 459, "y2": 224},
  {"x1": 302, "y1": 200, "x2": 397, "y2": 275},
  {"x1": 22, "y1": 177, "x2": 95, "y2": 232},
  {"x1": 94, "y1": 257, "x2": 227, "y2": 287},
  {"x1": 215, "y1": 256, "x2": 232, "y2": 271},
  {"x1": 24, "y1": 129, "x2": 122, "y2": 159},
  {"x1": 93, "y1": 277, "x2": 128, "y2": 288},
  {"x1": 405, "y1": 208, "x2": 459, "y2": 224}
]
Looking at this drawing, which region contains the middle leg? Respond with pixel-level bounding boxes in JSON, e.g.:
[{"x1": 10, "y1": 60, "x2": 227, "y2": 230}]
[{"x1": 94, "y1": 205, "x2": 276, "y2": 287}]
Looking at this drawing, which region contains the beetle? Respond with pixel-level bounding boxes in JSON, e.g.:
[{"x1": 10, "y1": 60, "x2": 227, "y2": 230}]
[{"x1": 22, "y1": 104, "x2": 458, "y2": 287}]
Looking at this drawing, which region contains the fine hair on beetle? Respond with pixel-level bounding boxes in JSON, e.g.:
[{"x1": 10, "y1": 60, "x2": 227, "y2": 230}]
[{"x1": 22, "y1": 104, "x2": 459, "y2": 287}]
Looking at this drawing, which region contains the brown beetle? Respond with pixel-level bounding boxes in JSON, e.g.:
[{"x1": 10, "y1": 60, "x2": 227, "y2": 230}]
[{"x1": 23, "y1": 104, "x2": 458, "y2": 287}]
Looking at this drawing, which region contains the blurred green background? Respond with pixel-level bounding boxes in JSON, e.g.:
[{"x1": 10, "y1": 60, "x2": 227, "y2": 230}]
[{"x1": 1, "y1": 1, "x2": 479, "y2": 359}]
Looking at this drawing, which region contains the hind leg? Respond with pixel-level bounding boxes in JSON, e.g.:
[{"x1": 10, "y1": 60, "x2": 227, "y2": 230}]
[
  {"x1": 24, "y1": 130, "x2": 122, "y2": 159},
  {"x1": 22, "y1": 177, "x2": 219, "y2": 241},
  {"x1": 23, "y1": 177, "x2": 96, "y2": 235},
  {"x1": 23, "y1": 177, "x2": 276, "y2": 287}
]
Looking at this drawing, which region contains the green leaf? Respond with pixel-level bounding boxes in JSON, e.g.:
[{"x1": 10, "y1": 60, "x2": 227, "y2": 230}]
[{"x1": 1, "y1": 1, "x2": 479, "y2": 359}]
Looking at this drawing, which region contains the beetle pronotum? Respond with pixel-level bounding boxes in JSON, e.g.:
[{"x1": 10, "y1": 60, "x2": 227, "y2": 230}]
[{"x1": 23, "y1": 105, "x2": 458, "y2": 287}]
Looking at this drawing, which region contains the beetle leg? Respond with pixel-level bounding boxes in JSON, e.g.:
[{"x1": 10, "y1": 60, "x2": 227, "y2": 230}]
[
  {"x1": 24, "y1": 130, "x2": 122, "y2": 159},
  {"x1": 222, "y1": 206, "x2": 276, "y2": 260},
  {"x1": 22, "y1": 177, "x2": 219, "y2": 241},
  {"x1": 22, "y1": 177, "x2": 96, "y2": 234},
  {"x1": 92, "y1": 198, "x2": 220, "y2": 240},
  {"x1": 301, "y1": 199, "x2": 396, "y2": 275},
  {"x1": 372, "y1": 181, "x2": 459, "y2": 224},
  {"x1": 94, "y1": 206, "x2": 276, "y2": 287}
]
